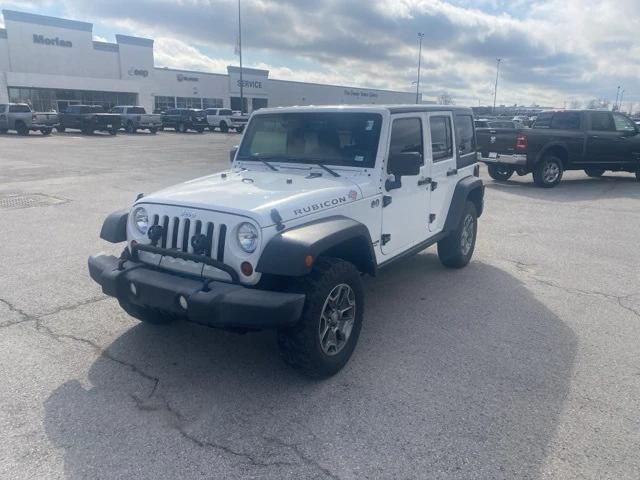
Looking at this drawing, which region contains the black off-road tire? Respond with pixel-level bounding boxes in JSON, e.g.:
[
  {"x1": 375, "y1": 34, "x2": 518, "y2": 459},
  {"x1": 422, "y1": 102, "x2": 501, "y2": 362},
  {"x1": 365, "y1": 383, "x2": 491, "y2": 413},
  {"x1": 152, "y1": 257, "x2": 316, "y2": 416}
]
[
  {"x1": 236, "y1": 126, "x2": 244, "y2": 134},
  {"x1": 219, "y1": 121, "x2": 229, "y2": 133},
  {"x1": 118, "y1": 299, "x2": 178, "y2": 325},
  {"x1": 533, "y1": 155, "x2": 564, "y2": 188},
  {"x1": 277, "y1": 257, "x2": 364, "y2": 379},
  {"x1": 438, "y1": 201, "x2": 478, "y2": 269},
  {"x1": 40, "y1": 128, "x2": 52, "y2": 136},
  {"x1": 126, "y1": 121, "x2": 136, "y2": 134},
  {"x1": 16, "y1": 122, "x2": 29, "y2": 136},
  {"x1": 177, "y1": 122, "x2": 187, "y2": 133},
  {"x1": 585, "y1": 168, "x2": 605, "y2": 178},
  {"x1": 487, "y1": 164, "x2": 515, "y2": 181}
]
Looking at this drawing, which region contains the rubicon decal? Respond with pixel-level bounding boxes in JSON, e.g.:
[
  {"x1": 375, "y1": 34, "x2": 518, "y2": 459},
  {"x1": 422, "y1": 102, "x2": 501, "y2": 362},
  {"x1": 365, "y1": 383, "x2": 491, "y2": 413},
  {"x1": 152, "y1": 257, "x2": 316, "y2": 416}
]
[{"x1": 293, "y1": 196, "x2": 350, "y2": 216}]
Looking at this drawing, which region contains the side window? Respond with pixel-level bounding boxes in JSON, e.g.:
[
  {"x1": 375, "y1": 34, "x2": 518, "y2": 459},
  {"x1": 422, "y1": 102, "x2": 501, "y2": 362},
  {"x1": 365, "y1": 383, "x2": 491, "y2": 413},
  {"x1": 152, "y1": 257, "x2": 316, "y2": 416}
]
[
  {"x1": 613, "y1": 113, "x2": 636, "y2": 132},
  {"x1": 388, "y1": 118, "x2": 424, "y2": 168},
  {"x1": 0, "y1": 104, "x2": 7, "y2": 113},
  {"x1": 429, "y1": 116, "x2": 453, "y2": 162},
  {"x1": 532, "y1": 112, "x2": 553, "y2": 129},
  {"x1": 9, "y1": 104, "x2": 31, "y2": 113},
  {"x1": 590, "y1": 112, "x2": 615, "y2": 131},
  {"x1": 455, "y1": 115, "x2": 475, "y2": 156},
  {"x1": 550, "y1": 112, "x2": 581, "y2": 130}
]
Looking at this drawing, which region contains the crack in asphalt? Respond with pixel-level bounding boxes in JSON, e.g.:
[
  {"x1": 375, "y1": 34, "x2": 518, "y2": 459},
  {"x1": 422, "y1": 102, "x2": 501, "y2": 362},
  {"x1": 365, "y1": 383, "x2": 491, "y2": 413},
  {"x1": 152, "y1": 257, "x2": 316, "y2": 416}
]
[
  {"x1": 0, "y1": 297, "x2": 38, "y2": 328},
  {"x1": 0, "y1": 295, "x2": 110, "y2": 329},
  {"x1": 504, "y1": 259, "x2": 640, "y2": 319},
  {"x1": 265, "y1": 436, "x2": 343, "y2": 480}
]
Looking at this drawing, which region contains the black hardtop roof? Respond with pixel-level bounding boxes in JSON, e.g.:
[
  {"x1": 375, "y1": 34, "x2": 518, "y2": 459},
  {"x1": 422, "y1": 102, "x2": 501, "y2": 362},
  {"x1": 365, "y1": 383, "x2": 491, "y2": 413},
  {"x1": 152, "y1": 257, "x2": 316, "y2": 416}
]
[{"x1": 386, "y1": 105, "x2": 473, "y2": 115}]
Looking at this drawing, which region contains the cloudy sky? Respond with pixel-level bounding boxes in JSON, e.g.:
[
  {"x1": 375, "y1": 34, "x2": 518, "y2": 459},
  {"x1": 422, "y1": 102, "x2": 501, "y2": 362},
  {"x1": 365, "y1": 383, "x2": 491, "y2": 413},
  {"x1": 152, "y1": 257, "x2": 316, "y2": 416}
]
[{"x1": 2, "y1": 0, "x2": 639, "y2": 109}]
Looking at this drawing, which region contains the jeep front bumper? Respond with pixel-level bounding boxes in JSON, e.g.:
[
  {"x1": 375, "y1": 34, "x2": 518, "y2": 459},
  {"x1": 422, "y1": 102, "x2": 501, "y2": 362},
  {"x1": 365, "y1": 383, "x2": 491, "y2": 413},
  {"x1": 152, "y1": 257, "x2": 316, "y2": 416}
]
[{"x1": 88, "y1": 254, "x2": 305, "y2": 329}]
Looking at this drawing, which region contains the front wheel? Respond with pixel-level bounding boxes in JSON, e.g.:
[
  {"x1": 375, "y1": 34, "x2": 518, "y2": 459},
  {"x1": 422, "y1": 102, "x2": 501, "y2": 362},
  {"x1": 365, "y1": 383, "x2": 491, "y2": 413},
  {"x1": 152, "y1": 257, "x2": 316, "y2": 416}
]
[
  {"x1": 219, "y1": 121, "x2": 229, "y2": 133},
  {"x1": 40, "y1": 128, "x2": 52, "y2": 136},
  {"x1": 438, "y1": 201, "x2": 478, "y2": 269},
  {"x1": 585, "y1": 168, "x2": 605, "y2": 178},
  {"x1": 109, "y1": 127, "x2": 118, "y2": 136},
  {"x1": 487, "y1": 164, "x2": 514, "y2": 181},
  {"x1": 16, "y1": 122, "x2": 29, "y2": 136},
  {"x1": 278, "y1": 257, "x2": 364, "y2": 379},
  {"x1": 533, "y1": 155, "x2": 563, "y2": 188},
  {"x1": 177, "y1": 122, "x2": 187, "y2": 133},
  {"x1": 149, "y1": 127, "x2": 158, "y2": 134},
  {"x1": 126, "y1": 121, "x2": 136, "y2": 134}
]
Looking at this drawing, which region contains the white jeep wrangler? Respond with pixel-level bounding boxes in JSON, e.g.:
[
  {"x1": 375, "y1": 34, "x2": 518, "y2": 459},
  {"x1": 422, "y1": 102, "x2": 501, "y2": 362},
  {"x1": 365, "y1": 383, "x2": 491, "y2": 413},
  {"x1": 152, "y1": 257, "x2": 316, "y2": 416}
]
[{"x1": 89, "y1": 105, "x2": 484, "y2": 378}]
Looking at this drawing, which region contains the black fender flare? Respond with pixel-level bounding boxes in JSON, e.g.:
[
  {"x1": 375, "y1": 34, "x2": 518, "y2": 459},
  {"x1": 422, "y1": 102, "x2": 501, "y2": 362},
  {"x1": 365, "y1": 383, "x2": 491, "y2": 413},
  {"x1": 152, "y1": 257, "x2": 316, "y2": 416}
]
[
  {"x1": 100, "y1": 209, "x2": 129, "y2": 243},
  {"x1": 535, "y1": 142, "x2": 569, "y2": 165},
  {"x1": 443, "y1": 176, "x2": 484, "y2": 232},
  {"x1": 256, "y1": 216, "x2": 377, "y2": 277}
]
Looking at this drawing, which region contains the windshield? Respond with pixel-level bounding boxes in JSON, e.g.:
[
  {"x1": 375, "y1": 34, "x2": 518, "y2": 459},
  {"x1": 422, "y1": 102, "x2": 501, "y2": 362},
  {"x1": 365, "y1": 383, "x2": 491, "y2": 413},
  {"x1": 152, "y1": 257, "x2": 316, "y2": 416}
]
[{"x1": 238, "y1": 112, "x2": 383, "y2": 168}]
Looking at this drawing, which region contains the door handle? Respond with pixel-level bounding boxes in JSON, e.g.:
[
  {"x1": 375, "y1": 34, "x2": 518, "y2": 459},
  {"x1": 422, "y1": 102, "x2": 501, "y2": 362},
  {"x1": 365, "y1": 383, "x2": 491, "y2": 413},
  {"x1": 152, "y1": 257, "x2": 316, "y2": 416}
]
[
  {"x1": 417, "y1": 177, "x2": 431, "y2": 186},
  {"x1": 446, "y1": 169, "x2": 458, "y2": 176}
]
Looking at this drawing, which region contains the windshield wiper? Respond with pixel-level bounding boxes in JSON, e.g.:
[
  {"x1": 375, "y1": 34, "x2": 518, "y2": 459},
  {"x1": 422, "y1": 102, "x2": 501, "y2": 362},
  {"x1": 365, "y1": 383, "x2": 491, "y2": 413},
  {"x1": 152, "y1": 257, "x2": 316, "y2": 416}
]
[
  {"x1": 238, "y1": 155, "x2": 279, "y2": 171},
  {"x1": 315, "y1": 163, "x2": 340, "y2": 177}
]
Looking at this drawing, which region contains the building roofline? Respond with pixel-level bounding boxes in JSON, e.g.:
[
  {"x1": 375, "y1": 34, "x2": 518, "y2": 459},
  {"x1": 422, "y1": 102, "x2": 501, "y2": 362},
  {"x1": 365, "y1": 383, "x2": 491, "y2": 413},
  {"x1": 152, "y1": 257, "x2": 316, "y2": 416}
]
[
  {"x1": 93, "y1": 41, "x2": 119, "y2": 52},
  {"x1": 227, "y1": 65, "x2": 269, "y2": 76},
  {"x1": 116, "y1": 34, "x2": 153, "y2": 47},
  {"x1": 2, "y1": 9, "x2": 93, "y2": 32},
  {"x1": 268, "y1": 76, "x2": 414, "y2": 96},
  {"x1": 154, "y1": 66, "x2": 228, "y2": 78}
]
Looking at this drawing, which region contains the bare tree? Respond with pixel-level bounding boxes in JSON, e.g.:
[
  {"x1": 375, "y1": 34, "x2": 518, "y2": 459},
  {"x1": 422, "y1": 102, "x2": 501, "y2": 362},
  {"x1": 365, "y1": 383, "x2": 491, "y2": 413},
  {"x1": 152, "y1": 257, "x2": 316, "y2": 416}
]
[
  {"x1": 437, "y1": 92, "x2": 454, "y2": 105},
  {"x1": 568, "y1": 100, "x2": 582, "y2": 109},
  {"x1": 586, "y1": 98, "x2": 610, "y2": 110}
]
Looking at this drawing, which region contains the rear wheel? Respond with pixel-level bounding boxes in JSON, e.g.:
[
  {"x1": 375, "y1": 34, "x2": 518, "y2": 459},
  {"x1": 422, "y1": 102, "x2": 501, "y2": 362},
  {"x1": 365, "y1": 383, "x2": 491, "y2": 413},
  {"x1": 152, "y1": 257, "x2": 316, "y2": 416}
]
[
  {"x1": 40, "y1": 128, "x2": 52, "y2": 136},
  {"x1": 177, "y1": 122, "x2": 187, "y2": 133},
  {"x1": 278, "y1": 257, "x2": 364, "y2": 379},
  {"x1": 219, "y1": 121, "x2": 229, "y2": 133},
  {"x1": 487, "y1": 164, "x2": 514, "y2": 181},
  {"x1": 533, "y1": 155, "x2": 563, "y2": 188},
  {"x1": 109, "y1": 127, "x2": 118, "y2": 136},
  {"x1": 236, "y1": 126, "x2": 244, "y2": 133},
  {"x1": 126, "y1": 121, "x2": 136, "y2": 134},
  {"x1": 16, "y1": 122, "x2": 29, "y2": 136},
  {"x1": 149, "y1": 127, "x2": 158, "y2": 134},
  {"x1": 585, "y1": 168, "x2": 605, "y2": 178},
  {"x1": 438, "y1": 201, "x2": 478, "y2": 269}
]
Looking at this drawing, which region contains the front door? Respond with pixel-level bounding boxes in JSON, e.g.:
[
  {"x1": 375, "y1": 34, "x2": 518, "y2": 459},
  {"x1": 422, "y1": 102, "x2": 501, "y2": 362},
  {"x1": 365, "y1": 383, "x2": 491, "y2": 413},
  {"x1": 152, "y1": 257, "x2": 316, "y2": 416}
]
[
  {"x1": 612, "y1": 113, "x2": 640, "y2": 170},
  {"x1": 380, "y1": 115, "x2": 431, "y2": 255},
  {"x1": 426, "y1": 112, "x2": 458, "y2": 232}
]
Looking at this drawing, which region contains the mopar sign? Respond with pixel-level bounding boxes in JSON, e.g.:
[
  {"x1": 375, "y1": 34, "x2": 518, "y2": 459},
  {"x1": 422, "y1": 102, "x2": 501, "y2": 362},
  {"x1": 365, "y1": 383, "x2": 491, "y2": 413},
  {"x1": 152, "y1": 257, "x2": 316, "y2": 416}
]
[
  {"x1": 128, "y1": 68, "x2": 149, "y2": 78},
  {"x1": 177, "y1": 74, "x2": 199, "y2": 82},
  {"x1": 33, "y1": 34, "x2": 72, "y2": 48}
]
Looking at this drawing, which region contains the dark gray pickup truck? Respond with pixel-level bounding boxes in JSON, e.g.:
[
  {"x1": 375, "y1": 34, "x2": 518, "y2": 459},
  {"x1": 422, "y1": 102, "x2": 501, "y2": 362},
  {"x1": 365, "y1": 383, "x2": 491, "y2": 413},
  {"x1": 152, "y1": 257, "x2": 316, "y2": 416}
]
[
  {"x1": 477, "y1": 110, "x2": 640, "y2": 187},
  {"x1": 58, "y1": 105, "x2": 121, "y2": 135}
]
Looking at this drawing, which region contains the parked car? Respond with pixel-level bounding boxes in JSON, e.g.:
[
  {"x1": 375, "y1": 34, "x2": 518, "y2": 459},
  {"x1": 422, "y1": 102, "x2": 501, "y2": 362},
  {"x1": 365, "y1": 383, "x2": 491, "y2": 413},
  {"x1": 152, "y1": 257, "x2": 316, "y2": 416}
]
[
  {"x1": 58, "y1": 105, "x2": 121, "y2": 135},
  {"x1": 204, "y1": 108, "x2": 245, "y2": 133},
  {"x1": 88, "y1": 105, "x2": 484, "y2": 378},
  {"x1": 231, "y1": 111, "x2": 248, "y2": 133},
  {"x1": 0, "y1": 103, "x2": 58, "y2": 135},
  {"x1": 161, "y1": 108, "x2": 208, "y2": 133},
  {"x1": 111, "y1": 106, "x2": 162, "y2": 134},
  {"x1": 477, "y1": 109, "x2": 640, "y2": 187}
]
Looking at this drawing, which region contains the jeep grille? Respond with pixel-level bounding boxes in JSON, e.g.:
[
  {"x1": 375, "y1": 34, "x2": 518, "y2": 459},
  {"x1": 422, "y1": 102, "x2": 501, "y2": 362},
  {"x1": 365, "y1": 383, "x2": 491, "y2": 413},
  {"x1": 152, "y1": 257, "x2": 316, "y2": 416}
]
[{"x1": 152, "y1": 214, "x2": 227, "y2": 262}]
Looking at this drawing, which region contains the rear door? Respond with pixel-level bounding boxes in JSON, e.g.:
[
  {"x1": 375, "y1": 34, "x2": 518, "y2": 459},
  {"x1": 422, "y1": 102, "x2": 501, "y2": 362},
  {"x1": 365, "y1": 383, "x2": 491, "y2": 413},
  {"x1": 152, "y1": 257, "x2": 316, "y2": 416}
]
[
  {"x1": 380, "y1": 114, "x2": 431, "y2": 255},
  {"x1": 426, "y1": 112, "x2": 458, "y2": 233},
  {"x1": 0, "y1": 105, "x2": 7, "y2": 130}
]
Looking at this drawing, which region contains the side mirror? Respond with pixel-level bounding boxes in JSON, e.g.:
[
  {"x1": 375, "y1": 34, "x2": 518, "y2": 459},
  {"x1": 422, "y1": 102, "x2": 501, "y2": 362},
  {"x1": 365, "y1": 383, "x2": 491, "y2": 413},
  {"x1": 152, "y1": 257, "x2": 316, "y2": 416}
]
[
  {"x1": 388, "y1": 151, "x2": 422, "y2": 176},
  {"x1": 229, "y1": 145, "x2": 238, "y2": 163}
]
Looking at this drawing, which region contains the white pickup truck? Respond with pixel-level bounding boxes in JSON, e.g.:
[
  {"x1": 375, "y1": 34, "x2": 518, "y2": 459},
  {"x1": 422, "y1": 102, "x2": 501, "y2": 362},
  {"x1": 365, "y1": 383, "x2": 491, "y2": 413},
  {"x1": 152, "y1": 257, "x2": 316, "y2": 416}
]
[
  {"x1": 205, "y1": 108, "x2": 246, "y2": 133},
  {"x1": 0, "y1": 103, "x2": 58, "y2": 135},
  {"x1": 111, "y1": 106, "x2": 162, "y2": 134},
  {"x1": 89, "y1": 105, "x2": 484, "y2": 378}
]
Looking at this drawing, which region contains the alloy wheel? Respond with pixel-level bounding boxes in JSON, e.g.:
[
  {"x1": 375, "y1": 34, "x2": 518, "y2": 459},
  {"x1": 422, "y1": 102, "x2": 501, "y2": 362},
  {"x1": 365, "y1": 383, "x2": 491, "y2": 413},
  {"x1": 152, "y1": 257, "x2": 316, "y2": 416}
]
[{"x1": 318, "y1": 283, "x2": 356, "y2": 356}]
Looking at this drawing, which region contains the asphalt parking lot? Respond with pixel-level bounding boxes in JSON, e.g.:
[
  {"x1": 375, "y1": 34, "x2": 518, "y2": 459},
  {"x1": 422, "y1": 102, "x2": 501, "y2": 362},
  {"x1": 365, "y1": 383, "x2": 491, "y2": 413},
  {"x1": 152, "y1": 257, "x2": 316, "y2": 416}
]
[{"x1": 1, "y1": 130, "x2": 639, "y2": 480}]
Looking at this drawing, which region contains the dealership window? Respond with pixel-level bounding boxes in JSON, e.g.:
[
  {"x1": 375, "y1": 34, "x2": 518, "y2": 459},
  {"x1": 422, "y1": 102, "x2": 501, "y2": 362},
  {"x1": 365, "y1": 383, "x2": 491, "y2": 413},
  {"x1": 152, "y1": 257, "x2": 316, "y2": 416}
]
[
  {"x1": 176, "y1": 97, "x2": 202, "y2": 109},
  {"x1": 8, "y1": 87, "x2": 136, "y2": 112},
  {"x1": 252, "y1": 98, "x2": 268, "y2": 111},
  {"x1": 154, "y1": 96, "x2": 175, "y2": 112},
  {"x1": 230, "y1": 96, "x2": 248, "y2": 113},
  {"x1": 202, "y1": 98, "x2": 223, "y2": 109}
]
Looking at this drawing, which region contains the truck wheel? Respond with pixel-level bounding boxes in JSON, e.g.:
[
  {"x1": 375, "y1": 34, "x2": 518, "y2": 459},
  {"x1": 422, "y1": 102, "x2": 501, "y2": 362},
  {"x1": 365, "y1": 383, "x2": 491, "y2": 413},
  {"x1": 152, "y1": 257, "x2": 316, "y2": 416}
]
[
  {"x1": 177, "y1": 122, "x2": 187, "y2": 133},
  {"x1": 109, "y1": 127, "x2": 118, "y2": 136},
  {"x1": 236, "y1": 126, "x2": 244, "y2": 134},
  {"x1": 56, "y1": 126, "x2": 65, "y2": 133},
  {"x1": 195, "y1": 127, "x2": 204, "y2": 133},
  {"x1": 585, "y1": 168, "x2": 605, "y2": 178},
  {"x1": 487, "y1": 164, "x2": 514, "y2": 181},
  {"x1": 118, "y1": 299, "x2": 177, "y2": 325},
  {"x1": 533, "y1": 155, "x2": 563, "y2": 188},
  {"x1": 149, "y1": 127, "x2": 158, "y2": 134},
  {"x1": 16, "y1": 122, "x2": 29, "y2": 136},
  {"x1": 219, "y1": 121, "x2": 229, "y2": 133},
  {"x1": 40, "y1": 128, "x2": 52, "y2": 136},
  {"x1": 438, "y1": 201, "x2": 477, "y2": 269},
  {"x1": 278, "y1": 257, "x2": 364, "y2": 379},
  {"x1": 126, "y1": 121, "x2": 136, "y2": 134}
]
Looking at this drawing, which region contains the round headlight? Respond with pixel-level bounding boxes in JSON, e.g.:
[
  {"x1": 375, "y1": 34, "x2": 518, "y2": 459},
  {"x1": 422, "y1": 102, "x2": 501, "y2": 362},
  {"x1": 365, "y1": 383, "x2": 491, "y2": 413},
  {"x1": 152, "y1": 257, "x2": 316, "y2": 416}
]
[
  {"x1": 132, "y1": 207, "x2": 149, "y2": 234},
  {"x1": 237, "y1": 222, "x2": 258, "y2": 253}
]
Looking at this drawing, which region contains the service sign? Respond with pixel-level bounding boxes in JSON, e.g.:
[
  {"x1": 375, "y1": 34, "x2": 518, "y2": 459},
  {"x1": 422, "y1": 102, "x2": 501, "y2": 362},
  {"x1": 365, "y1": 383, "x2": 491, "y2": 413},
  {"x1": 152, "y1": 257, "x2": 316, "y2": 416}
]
[{"x1": 229, "y1": 71, "x2": 268, "y2": 95}]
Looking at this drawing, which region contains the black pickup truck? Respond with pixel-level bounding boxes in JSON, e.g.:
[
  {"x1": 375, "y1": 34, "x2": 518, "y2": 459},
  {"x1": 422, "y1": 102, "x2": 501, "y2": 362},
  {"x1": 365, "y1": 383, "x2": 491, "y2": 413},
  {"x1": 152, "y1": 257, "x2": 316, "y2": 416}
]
[
  {"x1": 477, "y1": 110, "x2": 640, "y2": 187},
  {"x1": 161, "y1": 108, "x2": 208, "y2": 133},
  {"x1": 58, "y1": 105, "x2": 121, "y2": 135}
]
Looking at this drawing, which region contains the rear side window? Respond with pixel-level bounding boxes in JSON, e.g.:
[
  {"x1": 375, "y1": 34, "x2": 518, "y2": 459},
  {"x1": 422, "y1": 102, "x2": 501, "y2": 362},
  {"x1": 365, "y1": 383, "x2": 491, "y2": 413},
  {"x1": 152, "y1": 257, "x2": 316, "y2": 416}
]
[
  {"x1": 430, "y1": 116, "x2": 453, "y2": 162},
  {"x1": 9, "y1": 104, "x2": 31, "y2": 113},
  {"x1": 532, "y1": 112, "x2": 553, "y2": 128},
  {"x1": 220, "y1": 109, "x2": 232, "y2": 116},
  {"x1": 590, "y1": 112, "x2": 615, "y2": 131},
  {"x1": 455, "y1": 115, "x2": 475, "y2": 156},
  {"x1": 388, "y1": 118, "x2": 424, "y2": 167},
  {"x1": 613, "y1": 113, "x2": 636, "y2": 132},
  {"x1": 550, "y1": 112, "x2": 581, "y2": 130},
  {"x1": 128, "y1": 107, "x2": 146, "y2": 114}
]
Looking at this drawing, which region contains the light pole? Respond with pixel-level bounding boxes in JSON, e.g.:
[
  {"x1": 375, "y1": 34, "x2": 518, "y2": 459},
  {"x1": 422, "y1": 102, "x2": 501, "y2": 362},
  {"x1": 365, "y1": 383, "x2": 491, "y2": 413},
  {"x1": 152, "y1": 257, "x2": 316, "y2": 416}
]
[
  {"x1": 619, "y1": 89, "x2": 625, "y2": 112},
  {"x1": 492, "y1": 58, "x2": 501, "y2": 114},
  {"x1": 237, "y1": 0, "x2": 244, "y2": 114},
  {"x1": 415, "y1": 33, "x2": 424, "y2": 104},
  {"x1": 614, "y1": 85, "x2": 620, "y2": 111}
]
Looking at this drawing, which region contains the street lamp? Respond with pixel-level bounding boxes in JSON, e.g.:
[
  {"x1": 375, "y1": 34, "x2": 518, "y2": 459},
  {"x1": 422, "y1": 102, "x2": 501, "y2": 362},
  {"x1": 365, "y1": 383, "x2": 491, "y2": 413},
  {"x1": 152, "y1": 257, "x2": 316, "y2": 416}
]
[
  {"x1": 237, "y1": 0, "x2": 244, "y2": 114},
  {"x1": 492, "y1": 58, "x2": 501, "y2": 114},
  {"x1": 415, "y1": 33, "x2": 424, "y2": 104}
]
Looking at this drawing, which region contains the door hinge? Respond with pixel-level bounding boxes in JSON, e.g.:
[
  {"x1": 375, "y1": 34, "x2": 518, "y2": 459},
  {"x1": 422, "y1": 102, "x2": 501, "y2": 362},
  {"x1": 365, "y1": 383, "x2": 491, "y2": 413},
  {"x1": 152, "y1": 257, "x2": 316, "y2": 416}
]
[
  {"x1": 430, "y1": 181, "x2": 438, "y2": 191},
  {"x1": 382, "y1": 195, "x2": 392, "y2": 207},
  {"x1": 429, "y1": 214, "x2": 436, "y2": 223},
  {"x1": 381, "y1": 234, "x2": 391, "y2": 245},
  {"x1": 418, "y1": 177, "x2": 431, "y2": 186}
]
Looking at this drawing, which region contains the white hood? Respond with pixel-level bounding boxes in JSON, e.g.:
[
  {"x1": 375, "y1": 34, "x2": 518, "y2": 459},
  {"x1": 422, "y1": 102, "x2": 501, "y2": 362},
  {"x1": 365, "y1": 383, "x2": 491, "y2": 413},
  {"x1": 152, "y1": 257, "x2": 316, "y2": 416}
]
[{"x1": 140, "y1": 168, "x2": 373, "y2": 227}]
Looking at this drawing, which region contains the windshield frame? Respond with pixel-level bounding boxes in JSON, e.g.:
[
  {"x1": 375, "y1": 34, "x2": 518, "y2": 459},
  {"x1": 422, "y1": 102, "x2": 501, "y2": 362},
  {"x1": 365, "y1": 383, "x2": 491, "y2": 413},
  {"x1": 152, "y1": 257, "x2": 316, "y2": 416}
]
[{"x1": 237, "y1": 111, "x2": 384, "y2": 169}]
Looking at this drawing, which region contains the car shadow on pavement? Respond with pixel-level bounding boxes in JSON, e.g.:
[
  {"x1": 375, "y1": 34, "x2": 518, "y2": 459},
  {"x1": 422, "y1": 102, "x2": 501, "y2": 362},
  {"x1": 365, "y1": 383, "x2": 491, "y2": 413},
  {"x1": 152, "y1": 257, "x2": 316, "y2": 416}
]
[{"x1": 43, "y1": 255, "x2": 577, "y2": 479}]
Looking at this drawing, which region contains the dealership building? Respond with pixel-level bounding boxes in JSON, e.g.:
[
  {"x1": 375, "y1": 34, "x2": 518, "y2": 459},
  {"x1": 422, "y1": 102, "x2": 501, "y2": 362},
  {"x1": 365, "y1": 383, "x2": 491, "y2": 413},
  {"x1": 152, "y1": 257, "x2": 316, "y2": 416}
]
[{"x1": 0, "y1": 10, "x2": 418, "y2": 113}]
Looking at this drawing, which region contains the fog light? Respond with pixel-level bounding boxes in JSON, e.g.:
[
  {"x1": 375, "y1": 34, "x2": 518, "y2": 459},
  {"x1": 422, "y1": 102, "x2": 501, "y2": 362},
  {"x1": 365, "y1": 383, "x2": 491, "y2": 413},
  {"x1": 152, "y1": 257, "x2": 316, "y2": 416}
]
[
  {"x1": 178, "y1": 295, "x2": 188, "y2": 310},
  {"x1": 240, "y1": 261, "x2": 253, "y2": 276},
  {"x1": 130, "y1": 282, "x2": 137, "y2": 296}
]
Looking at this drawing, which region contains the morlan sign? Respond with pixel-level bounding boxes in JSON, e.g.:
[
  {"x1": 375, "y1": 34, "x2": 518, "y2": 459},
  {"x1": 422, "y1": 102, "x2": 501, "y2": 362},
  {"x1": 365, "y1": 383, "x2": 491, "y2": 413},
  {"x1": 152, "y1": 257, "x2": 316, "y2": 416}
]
[{"x1": 33, "y1": 34, "x2": 72, "y2": 48}]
